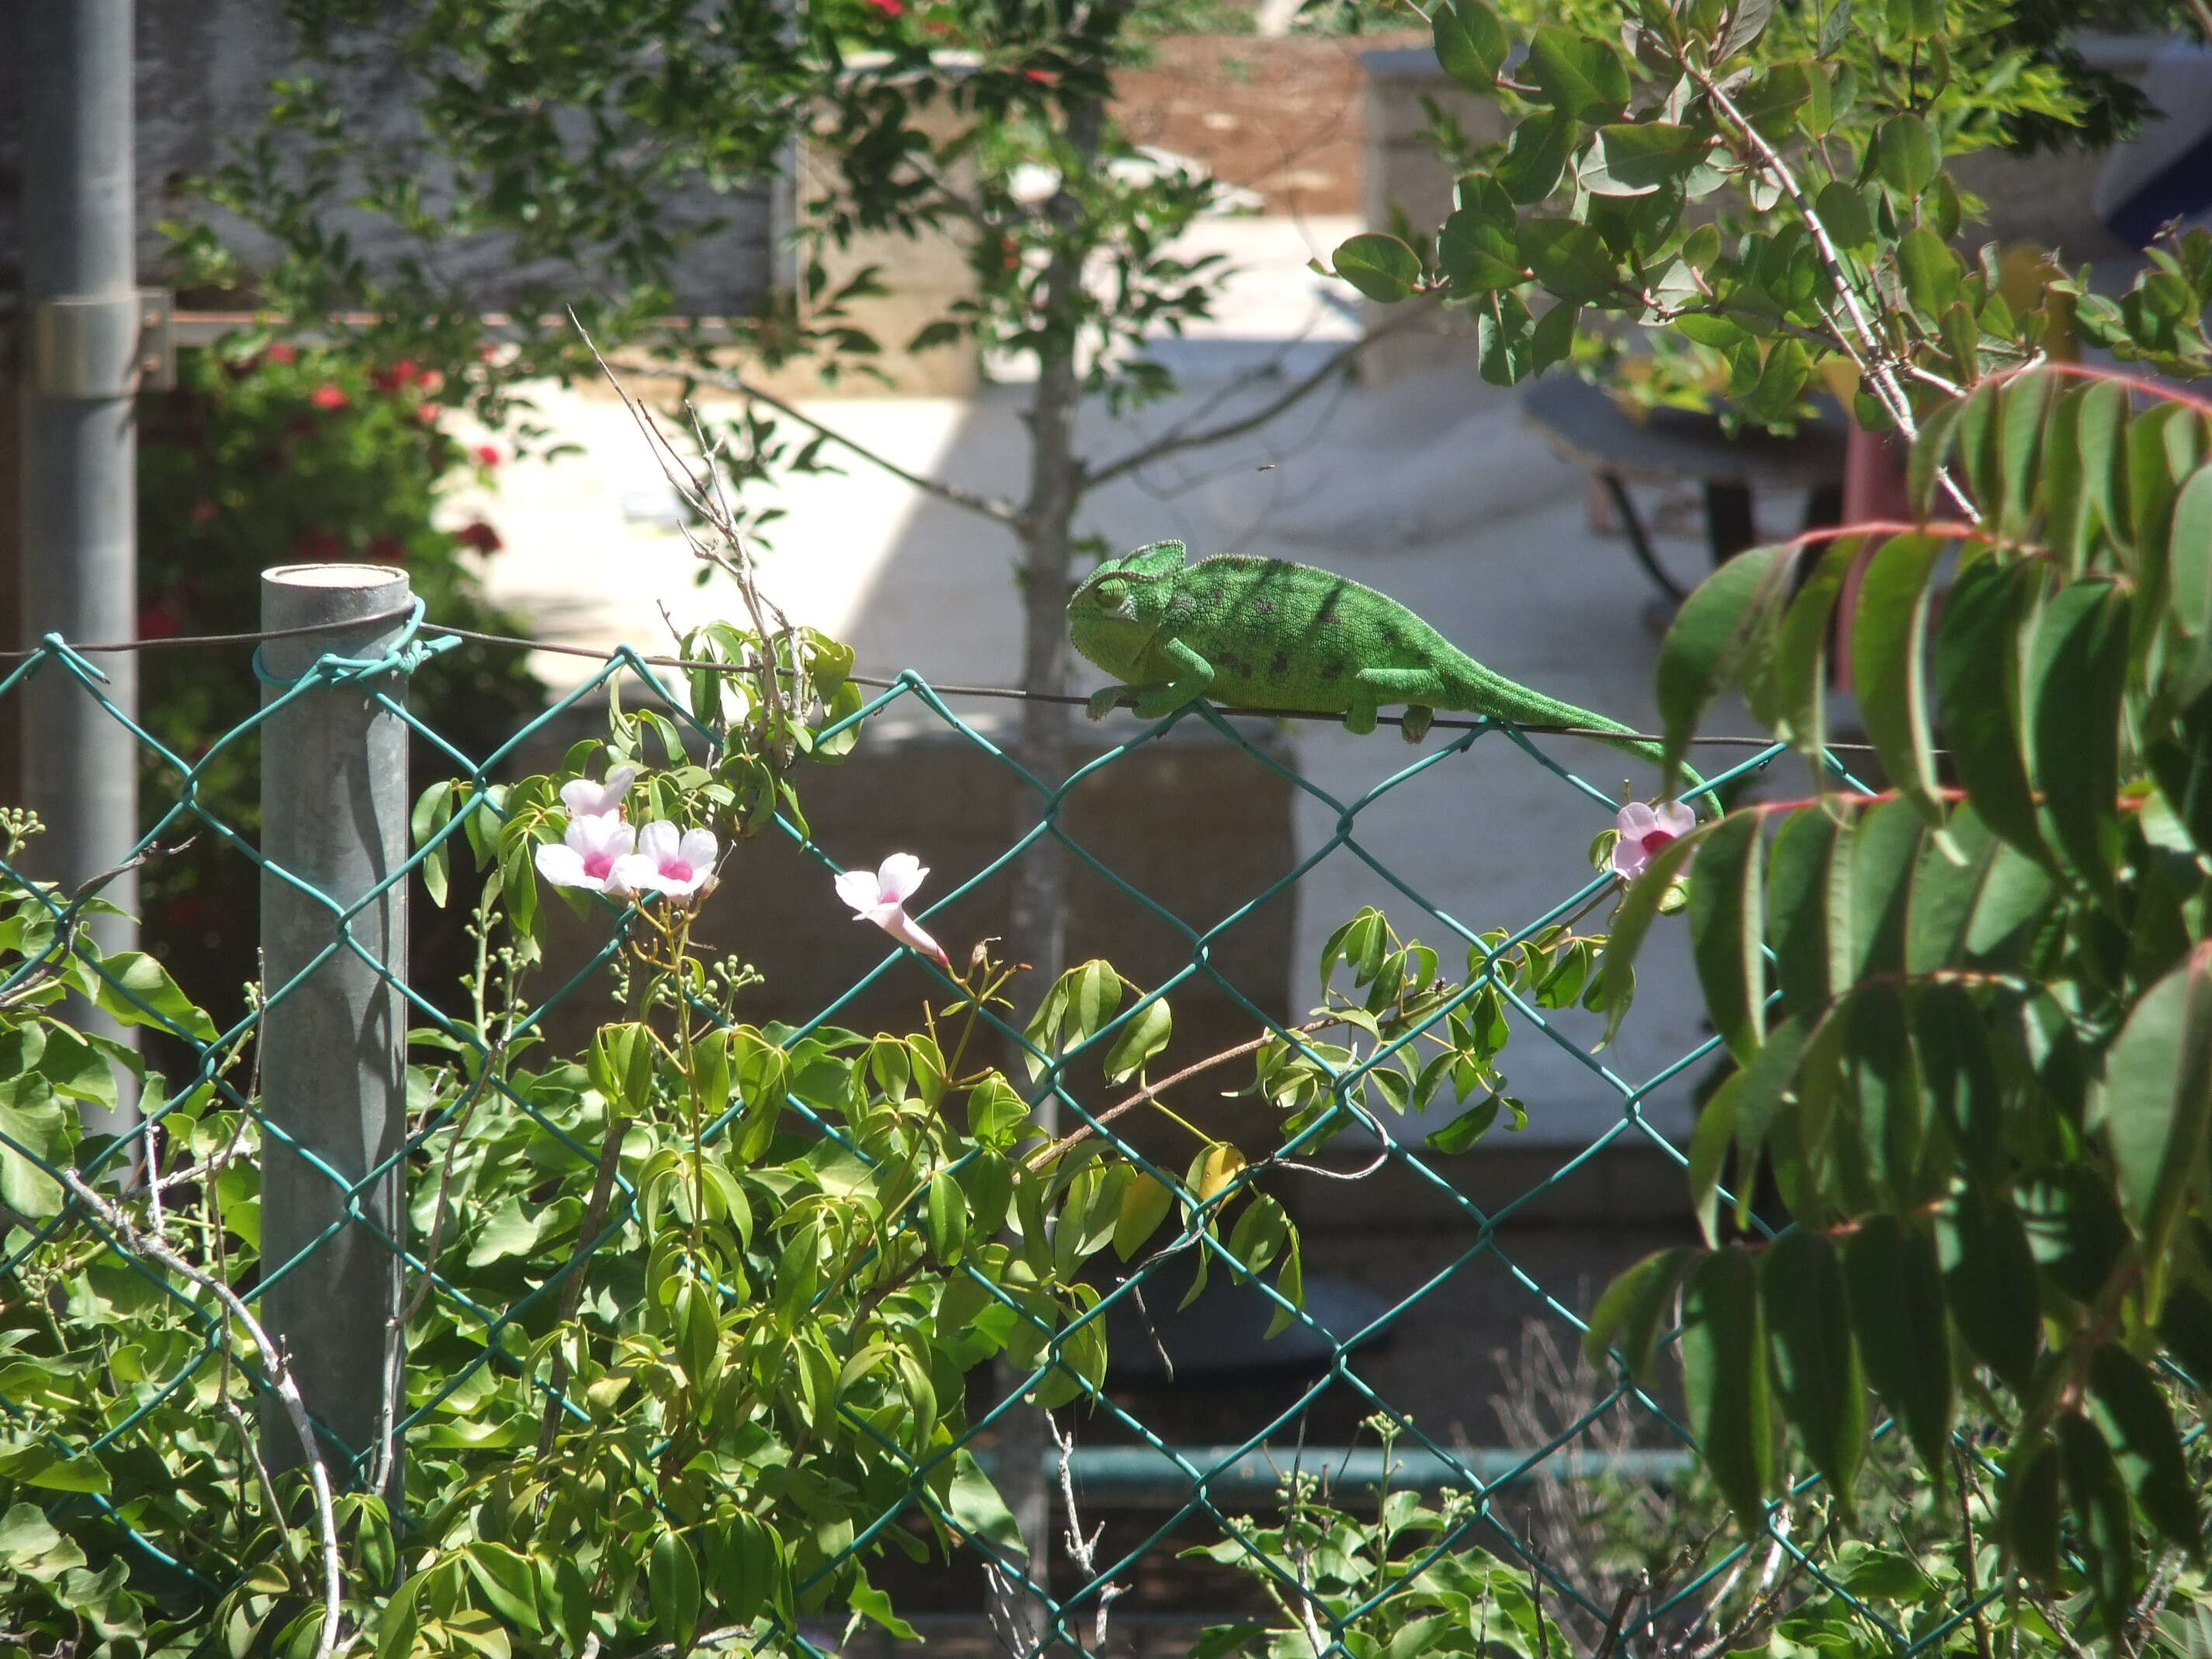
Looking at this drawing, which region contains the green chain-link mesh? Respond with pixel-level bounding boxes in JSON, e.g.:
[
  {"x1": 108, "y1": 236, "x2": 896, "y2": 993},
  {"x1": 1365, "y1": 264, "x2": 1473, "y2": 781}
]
[{"x1": 0, "y1": 609, "x2": 1987, "y2": 1659}]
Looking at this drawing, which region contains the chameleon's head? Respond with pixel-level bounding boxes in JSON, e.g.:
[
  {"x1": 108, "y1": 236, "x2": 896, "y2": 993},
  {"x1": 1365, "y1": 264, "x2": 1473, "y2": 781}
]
[{"x1": 1066, "y1": 541, "x2": 1184, "y2": 676}]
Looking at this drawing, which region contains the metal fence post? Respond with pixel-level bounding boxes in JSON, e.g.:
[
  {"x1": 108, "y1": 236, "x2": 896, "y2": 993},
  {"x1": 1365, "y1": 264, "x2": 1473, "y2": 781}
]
[
  {"x1": 21, "y1": 0, "x2": 143, "y2": 1136},
  {"x1": 258, "y1": 563, "x2": 411, "y2": 1489}
]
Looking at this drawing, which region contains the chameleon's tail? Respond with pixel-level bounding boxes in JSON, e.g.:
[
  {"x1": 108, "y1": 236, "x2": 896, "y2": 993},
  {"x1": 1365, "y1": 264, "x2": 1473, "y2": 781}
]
[{"x1": 1444, "y1": 658, "x2": 1710, "y2": 804}]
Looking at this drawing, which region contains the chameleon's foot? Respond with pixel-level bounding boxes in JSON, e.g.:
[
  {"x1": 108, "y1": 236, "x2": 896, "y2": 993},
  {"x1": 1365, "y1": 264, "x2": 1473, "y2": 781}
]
[
  {"x1": 1344, "y1": 704, "x2": 1379, "y2": 736},
  {"x1": 1086, "y1": 686, "x2": 1129, "y2": 722},
  {"x1": 1400, "y1": 706, "x2": 1434, "y2": 743}
]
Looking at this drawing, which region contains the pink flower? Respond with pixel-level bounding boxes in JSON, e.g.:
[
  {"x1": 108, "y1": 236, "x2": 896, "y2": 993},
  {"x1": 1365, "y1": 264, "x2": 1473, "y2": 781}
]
[
  {"x1": 474, "y1": 443, "x2": 501, "y2": 467},
  {"x1": 535, "y1": 815, "x2": 638, "y2": 896},
  {"x1": 266, "y1": 344, "x2": 298, "y2": 365},
  {"x1": 454, "y1": 521, "x2": 503, "y2": 553},
  {"x1": 619, "y1": 820, "x2": 718, "y2": 901},
  {"x1": 834, "y1": 853, "x2": 950, "y2": 968},
  {"x1": 308, "y1": 384, "x2": 350, "y2": 410},
  {"x1": 559, "y1": 765, "x2": 637, "y2": 823},
  {"x1": 1612, "y1": 800, "x2": 1697, "y2": 882}
]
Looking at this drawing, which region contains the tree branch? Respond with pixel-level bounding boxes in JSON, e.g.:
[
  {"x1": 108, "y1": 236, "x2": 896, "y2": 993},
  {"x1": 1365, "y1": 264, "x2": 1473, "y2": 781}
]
[
  {"x1": 1085, "y1": 306, "x2": 1428, "y2": 489},
  {"x1": 606, "y1": 356, "x2": 1023, "y2": 527},
  {"x1": 59, "y1": 1168, "x2": 345, "y2": 1659}
]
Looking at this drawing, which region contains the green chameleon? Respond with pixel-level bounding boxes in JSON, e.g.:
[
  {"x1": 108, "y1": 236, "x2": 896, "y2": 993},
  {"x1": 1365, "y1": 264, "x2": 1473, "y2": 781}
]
[{"x1": 1067, "y1": 541, "x2": 1702, "y2": 792}]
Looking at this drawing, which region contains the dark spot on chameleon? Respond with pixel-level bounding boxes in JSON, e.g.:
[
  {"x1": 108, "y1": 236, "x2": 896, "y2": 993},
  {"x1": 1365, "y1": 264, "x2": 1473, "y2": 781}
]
[
  {"x1": 1251, "y1": 597, "x2": 1275, "y2": 614},
  {"x1": 1381, "y1": 624, "x2": 1403, "y2": 647},
  {"x1": 1205, "y1": 585, "x2": 1226, "y2": 604},
  {"x1": 1268, "y1": 650, "x2": 1291, "y2": 676},
  {"x1": 1320, "y1": 660, "x2": 1346, "y2": 681},
  {"x1": 1168, "y1": 594, "x2": 1196, "y2": 618},
  {"x1": 1219, "y1": 653, "x2": 1250, "y2": 676}
]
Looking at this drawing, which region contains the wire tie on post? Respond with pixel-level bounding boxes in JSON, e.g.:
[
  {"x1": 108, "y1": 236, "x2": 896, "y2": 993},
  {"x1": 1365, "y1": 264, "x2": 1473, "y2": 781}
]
[{"x1": 251, "y1": 596, "x2": 453, "y2": 689}]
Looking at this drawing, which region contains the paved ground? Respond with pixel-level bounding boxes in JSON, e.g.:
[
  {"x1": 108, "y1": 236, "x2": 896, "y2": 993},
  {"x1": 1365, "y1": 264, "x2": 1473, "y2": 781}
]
[{"x1": 454, "y1": 214, "x2": 1814, "y2": 1149}]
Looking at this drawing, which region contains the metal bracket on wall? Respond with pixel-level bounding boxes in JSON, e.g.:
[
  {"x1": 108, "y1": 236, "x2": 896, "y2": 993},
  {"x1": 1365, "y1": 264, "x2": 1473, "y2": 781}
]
[{"x1": 28, "y1": 287, "x2": 176, "y2": 397}]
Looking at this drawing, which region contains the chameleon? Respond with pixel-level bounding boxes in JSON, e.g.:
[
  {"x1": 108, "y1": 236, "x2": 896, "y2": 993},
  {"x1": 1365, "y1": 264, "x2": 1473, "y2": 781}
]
[{"x1": 1066, "y1": 540, "x2": 1702, "y2": 794}]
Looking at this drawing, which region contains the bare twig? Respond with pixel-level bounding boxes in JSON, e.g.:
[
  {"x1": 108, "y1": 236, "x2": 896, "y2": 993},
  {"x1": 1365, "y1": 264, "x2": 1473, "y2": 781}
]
[
  {"x1": 606, "y1": 354, "x2": 1022, "y2": 526},
  {"x1": 58, "y1": 1167, "x2": 345, "y2": 1659},
  {"x1": 1087, "y1": 308, "x2": 1427, "y2": 489}
]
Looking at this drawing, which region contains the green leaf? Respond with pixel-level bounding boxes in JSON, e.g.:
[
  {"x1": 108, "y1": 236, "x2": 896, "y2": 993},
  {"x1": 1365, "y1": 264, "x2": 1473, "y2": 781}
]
[
  {"x1": 1850, "y1": 530, "x2": 1952, "y2": 825},
  {"x1": 1498, "y1": 112, "x2": 1578, "y2": 205},
  {"x1": 1873, "y1": 114, "x2": 1938, "y2": 197},
  {"x1": 1679, "y1": 1247, "x2": 1773, "y2": 1532},
  {"x1": 1657, "y1": 542, "x2": 1790, "y2": 791},
  {"x1": 2169, "y1": 464, "x2": 2212, "y2": 635},
  {"x1": 1905, "y1": 805, "x2": 1995, "y2": 974},
  {"x1": 1766, "y1": 807, "x2": 1838, "y2": 1019},
  {"x1": 1935, "y1": 556, "x2": 2047, "y2": 864},
  {"x1": 1583, "y1": 1245, "x2": 1696, "y2": 1379},
  {"x1": 1526, "y1": 26, "x2": 1630, "y2": 121},
  {"x1": 1935, "y1": 1188, "x2": 2039, "y2": 1391},
  {"x1": 1103, "y1": 996, "x2": 1172, "y2": 1084},
  {"x1": 1333, "y1": 233, "x2": 1422, "y2": 303},
  {"x1": 2104, "y1": 943, "x2": 2212, "y2": 1299},
  {"x1": 1518, "y1": 217, "x2": 1619, "y2": 304},
  {"x1": 1998, "y1": 1431, "x2": 2063, "y2": 1584},
  {"x1": 1686, "y1": 810, "x2": 1767, "y2": 1061},
  {"x1": 1431, "y1": 0, "x2": 1508, "y2": 85},
  {"x1": 1584, "y1": 123, "x2": 1712, "y2": 197},
  {"x1": 1687, "y1": 1075, "x2": 1739, "y2": 1249},
  {"x1": 1842, "y1": 1216, "x2": 1953, "y2": 1500},
  {"x1": 2056, "y1": 1410, "x2": 2134, "y2": 1623},
  {"x1": 1113, "y1": 1172, "x2": 1174, "y2": 1261},
  {"x1": 92, "y1": 951, "x2": 217, "y2": 1042},
  {"x1": 648, "y1": 1531, "x2": 702, "y2": 1650},
  {"x1": 1474, "y1": 289, "x2": 1537, "y2": 386},
  {"x1": 1814, "y1": 180, "x2": 1873, "y2": 251},
  {"x1": 0, "y1": 1079, "x2": 68, "y2": 1220},
  {"x1": 1530, "y1": 300, "x2": 1580, "y2": 372},
  {"x1": 2087, "y1": 1344, "x2": 2200, "y2": 1551},
  {"x1": 2078, "y1": 376, "x2": 2133, "y2": 550},
  {"x1": 1761, "y1": 1229, "x2": 1866, "y2": 1518},
  {"x1": 1437, "y1": 183, "x2": 1524, "y2": 295},
  {"x1": 1897, "y1": 227, "x2": 1960, "y2": 321},
  {"x1": 1424, "y1": 1091, "x2": 1505, "y2": 1153},
  {"x1": 2030, "y1": 579, "x2": 2130, "y2": 896}
]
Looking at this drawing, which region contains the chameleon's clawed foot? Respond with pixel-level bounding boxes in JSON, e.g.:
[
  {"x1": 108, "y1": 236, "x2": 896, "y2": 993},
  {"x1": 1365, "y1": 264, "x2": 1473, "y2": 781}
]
[
  {"x1": 1400, "y1": 706, "x2": 1434, "y2": 743},
  {"x1": 1086, "y1": 686, "x2": 1130, "y2": 722},
  {"x1": 1344, "y1": 705, "x2": 1379, "y2": 736}
]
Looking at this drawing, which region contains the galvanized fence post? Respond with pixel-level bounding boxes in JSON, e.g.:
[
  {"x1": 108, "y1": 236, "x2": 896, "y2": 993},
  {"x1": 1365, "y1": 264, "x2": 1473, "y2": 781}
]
[
  {"x1": 21, "y1": 0, "x2": 144, "y2": 1137},
  {"x1": 257, "y1": 563, "x2": 411, "y2": 1490}
]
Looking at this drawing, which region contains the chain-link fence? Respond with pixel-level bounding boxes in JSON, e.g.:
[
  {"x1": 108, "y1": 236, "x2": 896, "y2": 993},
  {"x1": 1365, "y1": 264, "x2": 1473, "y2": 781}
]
[{"x1": 0, "y1": 563, "x2": 1992, "y2": 1659}]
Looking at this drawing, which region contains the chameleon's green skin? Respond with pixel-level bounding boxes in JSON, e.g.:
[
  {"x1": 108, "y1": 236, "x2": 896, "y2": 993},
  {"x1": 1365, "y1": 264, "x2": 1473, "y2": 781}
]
[{"x1": 1067, "y1": 540, "x2": 1700, "y2": 790}]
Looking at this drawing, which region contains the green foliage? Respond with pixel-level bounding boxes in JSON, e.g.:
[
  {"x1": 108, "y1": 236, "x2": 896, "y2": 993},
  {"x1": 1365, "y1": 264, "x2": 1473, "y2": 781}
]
[
  {"x1": 1591, "y1": 364, "x2": 2212, "y2": 1626},
  {"x1": 1339, "y1": 0, "x2": 2212, "y2": 417}
]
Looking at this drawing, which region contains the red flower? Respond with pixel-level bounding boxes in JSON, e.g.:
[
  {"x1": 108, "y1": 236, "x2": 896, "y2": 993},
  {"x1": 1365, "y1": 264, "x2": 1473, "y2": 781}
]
[
  {"x1": 474, "y1": 443, "x2": 501, "y2": 467},
  {"x1": 1024, "y1": 67, "x2": 1054, "y2": 82},
  {"x1": 308, "y1": 384, "x2": 350, "y2": 410},
  {"x1": 454, "y1": 521, "x2": 503, "y2": 554},
  {"x1": 294, "y1": 530, "x2": 346, "y2": 559},
  {"x1": 138, "y1": 604, "x2": 183, "y2": 640},
  {"x1": 415, "y1": 404, "x2": 442, "y2": 428},
  {"x1": 371, "y1": 358, "x2": 422, "y2": 391},
  {"x1": 266, "y1": 343, "x2": 298, "y2": 364},
  {"x1": 367, "y1": 537, "x2": 410, "y2": 564},
  {"x1": 189, "y1": 500, "x2": 218, "y2": 525},
  {"x1": 867, "y1": 0, "x2": 905, "y2": 13},
  {"x1": 164, "y1": 896, "x2": 217, "y2": 934}
]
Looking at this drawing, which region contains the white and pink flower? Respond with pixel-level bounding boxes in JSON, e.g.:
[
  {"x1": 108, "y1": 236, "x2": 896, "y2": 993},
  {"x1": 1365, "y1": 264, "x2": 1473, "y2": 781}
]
[
  {"x1": 559, "y1": 764, "x2": 638, "y2": 823},
  {"x1": 535, "y1": 815, "x2": 639, "y2": 895},
  {"x1": 1611, "y1": 799, "x2": 1697, "y2": 882},
  {"x1": 621, "y1": 820, "x2": 718, "y2": 901},
  {"x1": 835, "y1": 853, "x2": 950, "y2": 968}
]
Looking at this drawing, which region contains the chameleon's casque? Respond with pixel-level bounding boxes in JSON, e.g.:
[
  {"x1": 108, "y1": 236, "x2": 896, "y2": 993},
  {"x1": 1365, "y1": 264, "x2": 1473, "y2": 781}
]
[{"x1": 1068, "y1": 540, "x2": 1700, "y2": 791}]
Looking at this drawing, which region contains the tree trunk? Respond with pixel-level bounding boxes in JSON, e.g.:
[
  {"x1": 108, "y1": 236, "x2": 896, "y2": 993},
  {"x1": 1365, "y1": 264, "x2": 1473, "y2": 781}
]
[{"x1": 992, "y1": 32, "x2": 1118, "y2": 1650}]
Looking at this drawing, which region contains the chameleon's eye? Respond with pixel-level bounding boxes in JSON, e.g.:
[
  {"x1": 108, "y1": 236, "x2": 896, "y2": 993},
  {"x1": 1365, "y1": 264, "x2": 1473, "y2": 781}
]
[{"x1": 1094, "y1": 579, "x2": 1132, "y2": 617}]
